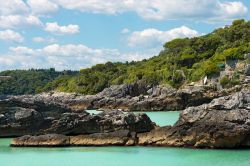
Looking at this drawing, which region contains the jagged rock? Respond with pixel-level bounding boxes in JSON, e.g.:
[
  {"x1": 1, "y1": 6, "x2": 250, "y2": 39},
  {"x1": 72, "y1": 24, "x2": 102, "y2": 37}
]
[
  {"x1": 44, "y1": 110, "x2": 155, "y2": 135},
  {"x1": 0, "y1": 94, "x2": 155, "y2": 137},
  {"x1": 138, "y1": 90, "x2": 250, "y2": 148},
  {"x1": 0, "y1": 82, "x2": 224, "y2": 112},
  {"x1": 9, "y1": 89, "x2": 250, "y2": 148},
  {"x1": 245, "y1": 64, "x2": 250, "y2": 76},
  {"x1": 14, "y1": 108, "x2": 43, "y2": 122},
  {"x1": 98, "y1": 82, "x2": 148, "y2": 98}
]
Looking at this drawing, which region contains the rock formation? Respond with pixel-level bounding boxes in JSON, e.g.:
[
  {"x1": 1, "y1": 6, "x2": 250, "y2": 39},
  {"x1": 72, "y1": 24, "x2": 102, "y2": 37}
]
[
  {"x1": 12, "y1": 130, "x2": 136, "y2": 147},
  {"x1": 138, "y1": 89, "x2": 250, "y2": 148},
  {"x1": 0, "y1": 94, "x2": 155, "y2": 137},
  {"x1": 1, "y1": 83, "x2": 228, "y2": 113},
  {"x1": 10, "y1": 89, "x2": 250, "y2": 148}
]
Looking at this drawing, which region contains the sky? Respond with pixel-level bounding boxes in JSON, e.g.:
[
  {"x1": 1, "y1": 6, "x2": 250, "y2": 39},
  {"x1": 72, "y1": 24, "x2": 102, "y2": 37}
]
[{"x1": 0, "y1": 0, "x2": 250, "y2": 71}]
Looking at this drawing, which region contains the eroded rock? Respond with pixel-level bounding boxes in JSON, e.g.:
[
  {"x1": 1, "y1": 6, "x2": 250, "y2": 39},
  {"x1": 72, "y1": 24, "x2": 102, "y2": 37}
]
[{"x1": 138, "y1": 90, "x2": 250, "y2": 148}]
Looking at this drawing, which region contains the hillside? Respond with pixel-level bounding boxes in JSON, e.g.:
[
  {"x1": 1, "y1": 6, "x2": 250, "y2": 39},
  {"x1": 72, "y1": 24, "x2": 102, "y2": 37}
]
[
  {"x1": 0, "y1": 69, "x2": 78, "y2": 95},
  {"x1": 1, "y1": 19, "x2": 250, "y2": 95},
  {"x1": 42, "y1": 19, "x2": 250, "y2": 94}
]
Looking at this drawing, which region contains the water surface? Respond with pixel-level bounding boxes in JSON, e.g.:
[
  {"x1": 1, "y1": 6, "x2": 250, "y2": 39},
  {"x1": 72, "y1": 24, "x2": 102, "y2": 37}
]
[{"x1": 1, "y1": 138, "x2": 250, "y2": 166}]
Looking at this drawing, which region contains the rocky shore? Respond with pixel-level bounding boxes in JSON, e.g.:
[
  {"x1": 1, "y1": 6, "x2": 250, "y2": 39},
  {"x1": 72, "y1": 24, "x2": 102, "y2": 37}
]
[
  {"x1": 138, "y1": 89, "x2": 250, "y2": 148},
  {"x1": 1, "y1": 83, "x2": 243, "y2": 113},
  {"x1": 9, "y1": 88, "x2": 250, "y2": 148},
  {"x1": 0, "y1": 95, "x2": 155, "y2": 137}
]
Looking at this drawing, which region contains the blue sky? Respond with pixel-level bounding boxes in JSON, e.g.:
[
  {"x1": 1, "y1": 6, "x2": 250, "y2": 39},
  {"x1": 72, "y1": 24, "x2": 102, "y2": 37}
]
[{"x1": 0, "y1": 0, "x2": 250, "y2": 71}]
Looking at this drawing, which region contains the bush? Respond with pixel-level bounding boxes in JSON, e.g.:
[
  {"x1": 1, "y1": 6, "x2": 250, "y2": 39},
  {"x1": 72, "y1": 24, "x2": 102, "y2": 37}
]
[{"x1": 220, "y1": 76, "x2": 230, "y2": 87}]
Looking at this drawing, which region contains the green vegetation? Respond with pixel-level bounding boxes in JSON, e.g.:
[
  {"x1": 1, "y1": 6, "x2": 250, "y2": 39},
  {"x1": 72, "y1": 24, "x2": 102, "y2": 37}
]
[
  {"x1": 220, "y1": 72, "x2": 241, "y2": 88},
  {"x1": 220, "y1": 76, "x2": 230, "y2": 88},
  {"x1": 1, "y1": 19, "x2": 250, "y2": 95},
  {"x1": 0, "y1": 69, "x2": 78, "y2": 95}
]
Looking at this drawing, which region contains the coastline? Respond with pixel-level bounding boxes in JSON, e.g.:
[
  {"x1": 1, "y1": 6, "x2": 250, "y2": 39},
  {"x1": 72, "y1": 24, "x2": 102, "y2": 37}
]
[{"x1": 0, "y1": 87, "x2": 248, "y2": 149}]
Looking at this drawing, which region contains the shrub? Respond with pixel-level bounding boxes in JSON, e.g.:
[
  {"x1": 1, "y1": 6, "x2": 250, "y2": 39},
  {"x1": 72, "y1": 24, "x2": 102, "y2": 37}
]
[{"x1": 220, "y1": 76, "x2": 230, "y2": 88}]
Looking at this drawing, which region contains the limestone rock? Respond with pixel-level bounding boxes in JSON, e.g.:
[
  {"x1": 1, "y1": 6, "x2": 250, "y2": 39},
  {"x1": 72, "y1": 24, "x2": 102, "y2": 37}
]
[
  {"x1": 0, "y1": 94, "x2": 155, "y2": 137},
  {"x1": 11, "y1": 134, "x2": 70, "y2": 147},
  {"x1": 138, "y1": 89, "x2": 250, "y2": 148}
]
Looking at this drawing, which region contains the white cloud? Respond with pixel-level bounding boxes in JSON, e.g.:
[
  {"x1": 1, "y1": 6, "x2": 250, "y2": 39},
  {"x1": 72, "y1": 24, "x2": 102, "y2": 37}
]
[
  {"x1": 33, "y1": 37, "x2": 57, "y2": 43},
  {"x1": 52, "y1": 0, "x2": 128, "y2": 14},
  {"x1": 128, "y1": 26, "x2": 199, "y2": 48},
  {"x1": 0, "y1": 0, "x2": 29, "y2": 15},
  {"x1": 44, "y1": 22, "x2": 80, "y2": 35},
  {"x1": 0, "y1": 44, "x2": 154, "y2": 70},
  {"x1": 0, "y1": 29, "x2": 24, "y2": 42},
  {"x1": 27, "y1": 0, "x2": 59, "y2": 15},
  {"x1": 52, "y1": 0, "x2": 248, "y2": 21},
  {"x1": 121, "y1": 28, "x2": 130, "y2": 34},
  {"x1": 0, "y1": 0, "x2": 246, "y2": 31},
  {"x1": 0, "y1": 15, "x2": 42, "y2": 29},
  {"x1": 9, "y1": 46, "x2": 35, "y2": 55},
  {"x1": 216, "y1": 2, "x2": 248, "y2": 20},
  {"x1": 0, "y1": 1, "x2": 42, "y2": 29}
]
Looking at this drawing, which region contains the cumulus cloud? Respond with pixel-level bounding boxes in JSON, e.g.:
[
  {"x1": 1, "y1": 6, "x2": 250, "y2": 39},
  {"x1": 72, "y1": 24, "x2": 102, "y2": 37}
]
[
  {"x1": 0, "y1": 44, "x2": 152, "y2": 71},
  {"x1": 27, "y1": 0, "x2": 59, "y2": 15},
  {"x1": 0, "y1": 0, "x2": 247, "y2": 30},
  {"x1": 0, "y1": 15, "x2": 42, "y2": 29},
  {"x1": 215, "y1": 1, "x2": 248, "y2": 20},
  {"x1": 52, "y1": 0, "x2": 248, "y2": 21},
  {"x1": 0, "y1": 0, "x2": 29, "y2": 15},
  {"x1": 44, "y1": 22, "x2": 80, "y2": 35},
  {"x1": 0, "y1": 30, "x2": 24, "y2": 42},
  {"x1": 128, "y1": 26, "x2": 199, "y2": 48},
  {"x1": 0, "y1": 0, "x2": 42, "y2": 29},
  {"x1": 33, "y1": 37, "x2": 57, "y2": 43}
]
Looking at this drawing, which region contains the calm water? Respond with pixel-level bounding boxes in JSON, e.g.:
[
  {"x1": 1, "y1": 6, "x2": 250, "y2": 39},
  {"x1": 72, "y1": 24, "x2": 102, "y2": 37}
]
[{"x1": 1, "y1": 111, "x2": 250, "y2": 166}]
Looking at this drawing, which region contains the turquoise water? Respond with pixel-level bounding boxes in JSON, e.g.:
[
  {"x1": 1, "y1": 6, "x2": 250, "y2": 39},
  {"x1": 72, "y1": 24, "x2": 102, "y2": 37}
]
[
  {"x1": 1, "y1": 138, "x2": 250, "y2": 166},
  {"x1": 135, "y1": 111, "x2": 180, "y2": 126},
  {"x1": 1, "y1": 111, "x2": 250, "y2": 166}
]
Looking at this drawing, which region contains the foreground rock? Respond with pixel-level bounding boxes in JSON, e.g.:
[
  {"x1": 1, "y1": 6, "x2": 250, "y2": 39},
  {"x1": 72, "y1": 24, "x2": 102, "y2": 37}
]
[
  {"x1": 0, "y1": 94, "x2": 155, "y2": 137},
  {"x1": 138, "y1": 89, "x2": 250, "y2": 148},
  {"x1": 11, "y1": 134, "x2": 70, "y2": 147},
  {"x1": 12, "y1": 130, "x2": 136, "y2": 147}
]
